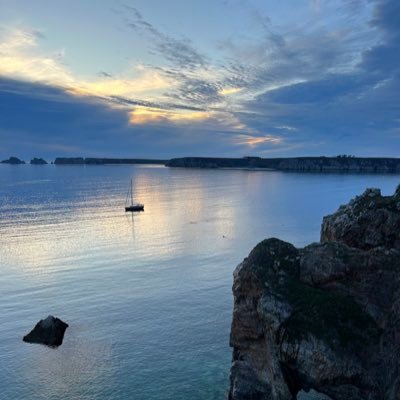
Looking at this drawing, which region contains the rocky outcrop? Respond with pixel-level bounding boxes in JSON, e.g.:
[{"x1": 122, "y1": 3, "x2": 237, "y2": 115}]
[
  {"x1": 23, "y1": 315, "x2": 68, "y2": 347},
  {"x1": 1, "y1": 156, "x2": 25, "y2": 164},
  {"x1": 30, "y1": 157, "x2": 48, "y2": 165},
  {"x1": 321, "y1": 187, "x2": 400, "y2": 250},
  {"x1": 229, "y1": 186, "x2": 400, "y2": 400}
]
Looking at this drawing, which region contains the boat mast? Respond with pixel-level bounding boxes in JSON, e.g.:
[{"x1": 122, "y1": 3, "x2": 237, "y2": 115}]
[{"x1": 130, "y1": 179, "x2": 133, "y2": 205}]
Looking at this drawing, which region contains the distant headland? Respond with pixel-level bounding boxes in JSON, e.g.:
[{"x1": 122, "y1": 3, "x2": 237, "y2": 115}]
[
  {"x1": 53, "y1": 157, "x2": 167, "y2": 165},
  {"x1": 166, "y1": 156, "x2": 400, "y2": 173},
  {"x1": 2, "y1": 155, "x2": 400, "y2": 173},
  {"x1": 0, "y1": 157, "x2": 167, "y2": 165}
]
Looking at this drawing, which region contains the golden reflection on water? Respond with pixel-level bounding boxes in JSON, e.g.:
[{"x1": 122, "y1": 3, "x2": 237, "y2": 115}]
[
  {"x1": 2, "y1": 166, "x2": 400, "y2": 400},
  {"x1": 0, "y1": 167, "x2": 239, "y2": 279}
]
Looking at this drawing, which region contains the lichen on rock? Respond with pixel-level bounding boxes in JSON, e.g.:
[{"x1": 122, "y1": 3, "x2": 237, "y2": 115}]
[{"x1": 229, "y1": 186, "x2": 400, "y2": 400}]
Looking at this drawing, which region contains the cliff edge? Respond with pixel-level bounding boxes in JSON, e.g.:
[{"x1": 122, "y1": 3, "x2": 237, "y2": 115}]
[{"x1": 229, "y1": 186, "x2": 400, "y2": 400}]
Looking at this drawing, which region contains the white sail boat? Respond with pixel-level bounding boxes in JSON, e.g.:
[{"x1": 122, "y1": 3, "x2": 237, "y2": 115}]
[{"x1": 125, "y1": 179, "x2": 144, "y2": 212}]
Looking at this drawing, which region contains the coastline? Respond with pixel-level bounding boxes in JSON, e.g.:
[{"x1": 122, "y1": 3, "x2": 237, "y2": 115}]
[
  {"x1": 3, "y1": 155, "x2": 400, "y2": 174},
  {"x1": 166, "y1": 156, "x2": 400, "y2": 173}
]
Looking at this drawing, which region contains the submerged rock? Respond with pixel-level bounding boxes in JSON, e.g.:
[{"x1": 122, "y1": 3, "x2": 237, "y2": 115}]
[
  {"x1": 229, "y1": 186, "x2": 400, "y2": 400},
  {"x1": 23, "y1": 316, "x2": 68, "y2": 347}
]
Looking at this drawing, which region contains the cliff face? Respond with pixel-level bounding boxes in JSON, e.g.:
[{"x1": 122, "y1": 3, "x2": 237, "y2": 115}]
[{"x1": 229, "y1": 187, "x2": 400, "y2": 400}]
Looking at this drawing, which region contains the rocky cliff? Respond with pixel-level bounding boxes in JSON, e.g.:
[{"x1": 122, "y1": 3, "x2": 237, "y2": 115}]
[{"x1": 229, "y1": 186, "x2": 400, "y2": 400}]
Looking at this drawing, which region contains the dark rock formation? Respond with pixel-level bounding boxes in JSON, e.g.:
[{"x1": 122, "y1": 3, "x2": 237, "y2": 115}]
[
  {"x1": 167, "y1": 156, "x2": 400, "y2": 173},
  {"x1": 229, "y1": 186, "x2": 400, "y2": 400},
  {"x1": 1, "y1": 156, "x2": 25, "y2": 164},
  {"x1": 30, "y1": 157, "x2": 48, "y2": 165},
  {"x1": 321, "y1": 187, "x2": 400, "y2": 250},
  {"x1": 23, "y1": 315, "x2": 68, "y2": 347}
]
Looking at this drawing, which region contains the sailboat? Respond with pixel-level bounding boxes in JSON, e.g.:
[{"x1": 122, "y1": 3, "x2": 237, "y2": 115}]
[{"x1": 125, "y1": 179, "x2": 144, "y2": 212}]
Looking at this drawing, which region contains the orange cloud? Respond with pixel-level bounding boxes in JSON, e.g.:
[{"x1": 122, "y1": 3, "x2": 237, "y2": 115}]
[
  {"x1": 235, "y1": 135, "x2": 283, "y2": 147},
  {"x1": 129, "y1": 107, "x2": 210, "y2": 125}
]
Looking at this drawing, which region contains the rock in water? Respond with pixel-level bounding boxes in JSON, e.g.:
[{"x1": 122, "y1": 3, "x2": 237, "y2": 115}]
[
  {"x1": 23, "y1": 316, "x2": 68, "y2": 347},
  {"x1": 30, "y1": 157, "x2": 48, "y2": 165},
  {"x1": 229, "y1": 186, "x2": 400, "y2": 400},
  {"x1": 1, "y1": 156, "x2": 25, "y2": 164}
]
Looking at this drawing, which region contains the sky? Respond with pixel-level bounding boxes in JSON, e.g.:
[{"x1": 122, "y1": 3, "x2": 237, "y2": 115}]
[{"x1": 0, "y1": 0, "x2": 399, "y2": 159}]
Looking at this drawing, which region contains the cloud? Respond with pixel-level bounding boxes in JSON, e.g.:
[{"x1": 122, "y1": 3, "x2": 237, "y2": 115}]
[
  {"x1": 0, "y1": 26, "x2": 218, "y2": 126},
  {"x1": 122, "y1": 5, "x2": 207, "y2": 70},
  {"x1": 234, "y1": 134, "x2": 283, "y2": 147},
  {"x1": 98, "y1": 71, "x2": 113, "y2": 78},
  {"x1": 0, "y1": 1, "x2": 399, "y2": 158},
  {"x1": 360, "y1": 0, "x2": 400, "y2": 75},
  {"x1": 0, "y1": 26, "x2": 174, "y2": 98},
  {"x1": 227, "y1": 0, "x2": 400, "y2": 156},
  {"x1": 0, "y1": 77, "x2": 281, "y2": 159}
]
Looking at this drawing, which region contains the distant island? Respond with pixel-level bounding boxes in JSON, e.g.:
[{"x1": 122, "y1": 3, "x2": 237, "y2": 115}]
[
  {"x1": 1, "y1": 156, "x2": 25, "y2": 164},
  {"x1": 2, "y1": 155, "x2": 400, "y2": 173},
  {"x1": 30, "y1": 158, "x2": 48, "y2": 165},
  {"x1": 53, "y1": 157, "x2": 167, "y2": 165},
  {"x1": 166, "y1": 156, "x2": 400, "y2": 173}
]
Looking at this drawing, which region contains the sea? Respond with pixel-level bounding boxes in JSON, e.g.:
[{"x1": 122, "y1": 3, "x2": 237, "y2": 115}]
[{"x1": 0, "y1": 164, "x2": 398, "y2": 400}]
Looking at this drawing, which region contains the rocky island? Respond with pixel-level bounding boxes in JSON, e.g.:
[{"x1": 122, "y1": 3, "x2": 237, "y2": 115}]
[
  {"x1": 229, "y1": 186, "x2": 400, "y2": 399},
  {"x1": 1, "y1": 156, "x2": 25, "y2": 164},
  {"x1": 54, "y1": 157, "x2": 167, "y2": 165},
  {"x1": 30, "y1": 157, "x2": 48, "y2": 165}
]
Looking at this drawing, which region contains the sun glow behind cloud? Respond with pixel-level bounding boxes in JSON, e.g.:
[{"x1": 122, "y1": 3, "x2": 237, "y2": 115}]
[
  {"x1": 0, "y1": 28, "x2": 168, "y2": 96},
  {"x1": 235, "y1": 135, "x2": 283, "y2": 147},
  {"x1": 129, "y1": 107, "x2": 210, "y2": 124},
  {"x1": 0, "y1": 0, "x2": 398, "y2": 158},
  {"x1": 0, "y1": 25, "x2": 280, "y2": 148},
  {"x1": 0, "y1": 28, "x2": 178, "y2": 97},
  {"x1": 0, "y1": 28, "x2": 241, "y2": 129},
  {"x1": 219, "y1": 87, "x2": 242, "y2": 96}
]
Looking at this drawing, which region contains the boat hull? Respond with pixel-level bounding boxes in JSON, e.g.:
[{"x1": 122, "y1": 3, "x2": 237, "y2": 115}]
[{"x1": 125, "y1": 205, "x2": 144, "y2": 212}]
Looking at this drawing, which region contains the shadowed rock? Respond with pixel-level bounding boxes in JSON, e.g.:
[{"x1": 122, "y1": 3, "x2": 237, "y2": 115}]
[
  {"x1": 229, "y1": 186, "x2": 400, "y2": 400},
  {"x1": 23, "y1": 316, "x2": 68, "y2": 347},
  {"x1": 1, "y1": 156, "x2": 25, "y2": 164},
  {"x1": 30, "y1": 157, "x2": 48, "y2": 165},
  {"x1": 321, "y1": 186, "x2": 400, "y2": 250}
]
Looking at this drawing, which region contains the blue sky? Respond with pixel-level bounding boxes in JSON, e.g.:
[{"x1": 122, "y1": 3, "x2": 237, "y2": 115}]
[{"x1": 0, "y1": 0, "x2": 399, "y2": 159}]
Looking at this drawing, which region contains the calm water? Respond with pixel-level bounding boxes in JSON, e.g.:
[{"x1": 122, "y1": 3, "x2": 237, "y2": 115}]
[{"x1": 0, "y1": 164, "x2": 398, "y2": 400}]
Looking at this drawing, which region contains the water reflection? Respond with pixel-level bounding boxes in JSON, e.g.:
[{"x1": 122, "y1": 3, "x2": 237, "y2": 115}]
[{"x1": 0, "y1": 164, "x2": 399, "y2": 400}]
